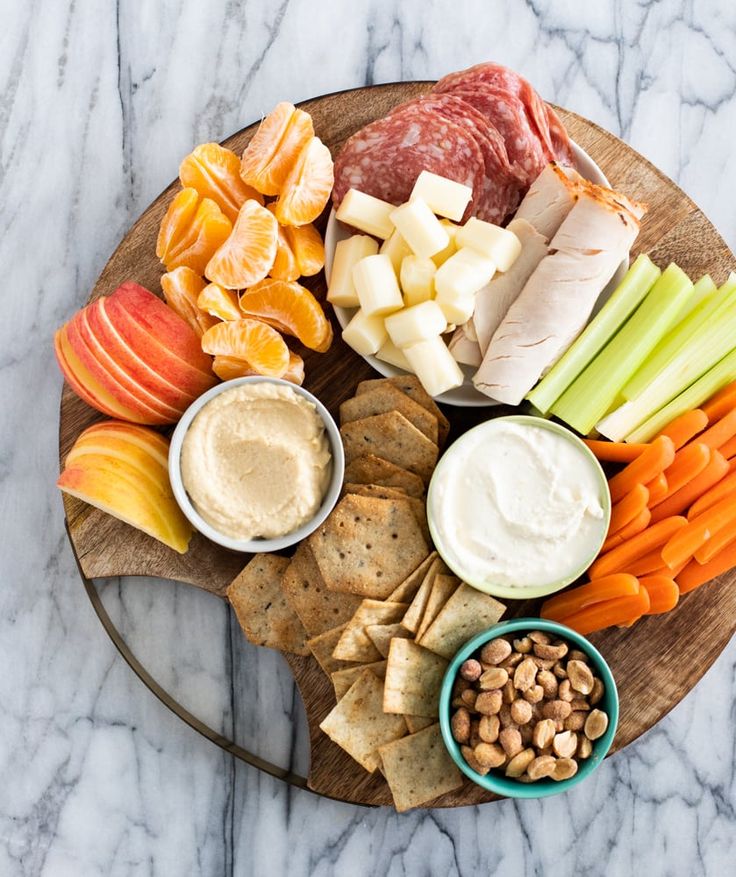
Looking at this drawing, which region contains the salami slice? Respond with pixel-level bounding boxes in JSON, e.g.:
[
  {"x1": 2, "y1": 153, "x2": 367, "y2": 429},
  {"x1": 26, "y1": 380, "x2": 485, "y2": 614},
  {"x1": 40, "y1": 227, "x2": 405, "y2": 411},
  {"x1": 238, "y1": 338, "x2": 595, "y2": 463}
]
[
  {"x1": 434, "y1": 62, "x2": 524, "y2": 96},
  {"x1": 545, "y1": 106, "x2": 575, "y2": 166}
]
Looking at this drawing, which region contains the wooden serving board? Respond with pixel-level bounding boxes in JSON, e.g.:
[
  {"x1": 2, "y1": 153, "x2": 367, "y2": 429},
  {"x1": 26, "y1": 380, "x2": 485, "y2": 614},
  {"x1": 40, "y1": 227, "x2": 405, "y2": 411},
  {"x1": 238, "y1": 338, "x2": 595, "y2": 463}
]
[{"x1": 59, "y1": 82, "x2": 736, "y2": 808}]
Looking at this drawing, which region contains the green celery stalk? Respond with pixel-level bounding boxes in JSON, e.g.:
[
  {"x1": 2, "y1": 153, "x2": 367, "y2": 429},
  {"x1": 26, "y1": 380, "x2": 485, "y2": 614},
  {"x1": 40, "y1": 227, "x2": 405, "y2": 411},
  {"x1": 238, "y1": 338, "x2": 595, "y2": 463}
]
[
  {"x1": 622, "y1": 273, "x2": 736, "y2": 401},
  {"x1": 626, "y1": 347, "x2": 736, "y2": 442},
  {"x1": 526, "y1": 254, "x2": 661, "y2": 414},
  {"x1": 550, "y1": 264, "x2": 694, "y2": 435},
  {"x1": 674, "y1": 273, "x2": 717, "y2": 323}
]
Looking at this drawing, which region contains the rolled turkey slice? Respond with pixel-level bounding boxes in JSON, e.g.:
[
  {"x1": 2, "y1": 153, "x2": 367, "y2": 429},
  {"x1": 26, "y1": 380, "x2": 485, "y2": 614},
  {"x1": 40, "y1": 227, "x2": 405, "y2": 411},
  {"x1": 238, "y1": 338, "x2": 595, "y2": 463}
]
[
  {"x1": 473, "y1": 185, "x2": 646, "y2": 405},
  {"x1": 449, "y1": 322, "x2": 482, "y2": 367},
  {"x1": 513, "y1": 162, "x2": 583, "y2": 240}
]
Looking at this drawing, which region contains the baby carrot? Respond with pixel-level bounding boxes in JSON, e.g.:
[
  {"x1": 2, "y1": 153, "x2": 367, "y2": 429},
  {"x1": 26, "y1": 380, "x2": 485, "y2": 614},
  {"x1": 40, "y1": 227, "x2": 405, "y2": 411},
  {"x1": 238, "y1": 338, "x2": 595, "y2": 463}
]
[
  {"x1": 627, "y1": 548, "x2": 667, "y2": 577},
  {"x1": 608, "y1": 483, "x2": 650, "y2": 536},
  {"x1": 688, "y1": 466, "x2": 736, "y2": 520},
  {"x1": 694, "y1": 515, "x2": 736, "y2": 564},
  {"x1": 601, "y1": 507, "x2": 651, "y2": 553},
  {"x1": 608, "y1": 436, "x2": 676, "y2": 503},
  {"x1": 591, "y1": 515, "x2": 687, "y2": 579},
  {"x1": 657, "y1": 408, "x2": 708, "y2": 450},
  {"x1": 703, "y1": 380, "x2": 736, "y2": 421},
  {"x1": 561, "y1": 589, "x2": 651, "y2": 635},
  {"x1": 639, "y1": 575, "x2": 679, "y2": 614},
  {"x1": 650, "y1": 450, "x2": 729, "y2": 523},
  {"x1": 661, "y1": 494, "x2": 736, "y2": 569},
  {"x1": 649, "y1": 558, "x2": 689, "y2": 579},
  {"x1": 677, "y1": 540, "x2": 736, "y2": 593},
  {"x1": 540, "y1": 574, "x2": 640, "y2": 621},
  {"x1": 654, "y1": 443, "x2": 711, "y2": 504},
  {"x1": 692, "y1": 407, "x2": 736, "y2": 451},
  {"x1": 583, "y1": 439, "x2": 648, "y2": 463},
  {"x1": 645, "y1": 472, "x2": 668, "y2": 506},
  {"x1": 718, "y1": 434, "x2": 736, "y2": 459}
]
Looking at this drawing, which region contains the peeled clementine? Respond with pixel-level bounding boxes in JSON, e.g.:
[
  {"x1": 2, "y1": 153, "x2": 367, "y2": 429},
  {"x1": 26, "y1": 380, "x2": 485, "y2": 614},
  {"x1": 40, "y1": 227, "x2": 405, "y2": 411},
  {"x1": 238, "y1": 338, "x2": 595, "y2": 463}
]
[
  {"x1": 265, "y1": 202, "x2": 300, "y2": 281},
  {"x1": 239, "y1": 278, "x2": 333, "y2": 352},
  {"x1": 197, "y1": 283, "x2": 241, "y2": 321},
  {"x1": 201, "y1": 318, "x2": 290, "y2": 377},
  {"x1": 160, "y1": 267, "x2": 218, "y2": 337},
  {"x1": 180, "y1": 142, "x2": 264, "y2": 222},
  {"x1": 272, "y1": 137, "x2": 334, "y2": 227},
  {"x1": 205, "y1": 199, "x2": 278, "y2": 290},
  {"x1": 283, "y1": 222, "x2": 325, "y2": 276},
  {"x1": 240, "y1": 102, "x2": 314, "y2": 197},
  {"x1": 157, "y1": 188, "x2": 232, "y2": 274},
  {"x1": 212, "y1": 351, "x2": 304, "y2": 385}
]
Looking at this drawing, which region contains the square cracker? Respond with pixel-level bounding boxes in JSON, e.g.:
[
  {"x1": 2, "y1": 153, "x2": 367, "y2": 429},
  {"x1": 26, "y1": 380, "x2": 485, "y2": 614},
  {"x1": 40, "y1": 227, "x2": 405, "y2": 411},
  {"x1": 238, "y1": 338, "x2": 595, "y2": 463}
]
[
  {"x1": 331, "y1": 660, "x2": 387, "y2": 700},
  {"x1": 281, "y1": 542, "x2": 361, "y2": 637},
  {"x1": 341, "y1": 411, "x2": 439, "y2": 485},
  {"x1": 418, "y1": 584, "x2": 506, "y2": 659},
  {"x1": 307, "y1": 624, "x2": 356, "y2": 676},
  {"x1": 388, "y1": 552, "x2": 438, "y2": 603},
  {"x1": 356, "y1": 375, "x2": 450, "y2": 446},
  {"x1": 345, "y1": 485, "x2": 429, "y2": 544},
  {"x1": 405, "y1": 715, "x2": 435, "y2": 734},
  {"x1": 364, "y1": 622, "x2": 412, "y2": 659},
  {"x1": 227, "y1": 554, "x2": 308, "y2": 655},
  {"x1": 344, "y1": 454, "x2": 425, "y2": 498},
  {"x1": 332, "y1": 600, "x2": 408, "y2": 662},
  {"x1": 340, "y1": 384, "x2": 439, "y2": 444},
  {"x1": 383, "y1": 638, "x2": 448, "y2": 717},
  {"x1": 415, "y1": 574, "x2": 459, "y2": 641},
  {"x1": 319, "y1": 669, "x2": 407, "y2": 772},
  {"x1": 309, "y1": 494, "x2": 429, "y2": 599},
  {"x1": 401, "y1": 556, "x2": 446, "y2": 634},
  {"x1": 378, "y1": 724, "x2": 463, "y2": 812}
]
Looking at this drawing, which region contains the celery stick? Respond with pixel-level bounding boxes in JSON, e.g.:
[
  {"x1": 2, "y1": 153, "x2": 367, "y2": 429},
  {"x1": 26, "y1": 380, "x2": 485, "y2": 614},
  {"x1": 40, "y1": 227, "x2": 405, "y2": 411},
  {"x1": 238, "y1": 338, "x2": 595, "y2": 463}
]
[
  {"x1": 526, "y1": 254, "x2": 661, "y2": 414},
  {"x1": 622, "y1": 273, "x2": 736, "y2": 401},
  {"x1": 550, "y1": 264, "x2": 694, "y2": 435},
  {"x1": 674, "y1": 273, "x2": 717, "y2": 323},
  {"x1": 626, "y1": 347, "x2": 736, "y2": 443}
]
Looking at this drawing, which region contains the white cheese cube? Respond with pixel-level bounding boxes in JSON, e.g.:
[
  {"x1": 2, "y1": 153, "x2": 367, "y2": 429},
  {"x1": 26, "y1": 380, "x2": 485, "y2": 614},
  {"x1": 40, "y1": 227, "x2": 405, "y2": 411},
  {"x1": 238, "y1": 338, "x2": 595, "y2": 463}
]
[
  {"x1": 379, "y1": 230, "x2": 412, "y2": 275},
  {"x1": 434, "y1": 288, "x2": 476, "y2": 325},
  {"x1": 336, "y1": 189, "x2": 395, "y2": 239},
  {"x1": 400, "y1": 255, "x2": 436, "y2": 306},
  {"x1": 432, "y1": 220, "x2": 459, "y2": 267},
  {"x1": 389, "y1": 198, "x2": 449, "y2": 259},
  {"x1": 455, "y1": 218, "x2": 521, "y2": 272},
  {"x1": 435, "y1": 247, "x2": 496, "y2": 300},
  {"x1": 341, "y1": 309, "x2": 387, "y2": 356},
  {"x1": 404, "y1": 336, "x2": 465, "y2": 397},
  {"x1": 385, "y1": 300, "x2": 447, "y2": 349},
  {"x1": 327, "y1": 235, "x2": 379, "y2": 307},
  {"x1": 410, "y1": 170, "x2": 473, "y2": 222},
  {"x1": 352, "y1": 253, "x2": 403, "y2": 316},
  {"x1": 376, "y1": 339, "x2": 412, "y2": 372}
]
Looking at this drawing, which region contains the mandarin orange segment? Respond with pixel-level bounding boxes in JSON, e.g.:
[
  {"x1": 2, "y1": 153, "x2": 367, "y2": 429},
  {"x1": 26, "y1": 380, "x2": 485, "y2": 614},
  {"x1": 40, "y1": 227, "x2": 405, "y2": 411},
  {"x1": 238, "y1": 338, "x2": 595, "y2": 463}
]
[
  {"x1": 201, "y1": 318, "x2": 290, "y2": 377},
  {"x1": 284, "y1": 222, "x2": 325, "y2": 276},
  {"x1": 240, "y1": 102, "x2": 315, "y2": 197},
  {"x1": 265, "y1": 203, "x2": 300, "y2": 281},
  {"x1": 212, "y1": 351, "x2": 304, "y2": 385},
  {"x1": 160, "y1": 267, "x2": 218, "y2": 337},
  {"x1": 179, "y1": 142, "x2": 264, "y2": 222},
  {"x1": 204, "y1": 199, "x2": 278, "y2": 290},
  {"x1": 239, "y1": 278, "x2": 333, "y2": 352},
  {"x1": 272, "y1": 137, "x2": 334, "y2": 227},
  {"x1": 197, "y1": 283, "x2": 242, "y2": 321},
  {"x1": 157, "y1": 188, "x2": 232, "y2": 274}
]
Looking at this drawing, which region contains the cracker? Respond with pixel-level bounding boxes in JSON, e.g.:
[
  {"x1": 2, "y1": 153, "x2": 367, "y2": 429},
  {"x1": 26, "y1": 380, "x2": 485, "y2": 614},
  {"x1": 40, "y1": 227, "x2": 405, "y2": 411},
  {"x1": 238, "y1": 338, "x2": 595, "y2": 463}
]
[
  {"x1": 355, "y1": 375, "x2": 450, "y2": 446},
  {"x1": 344, "y1": 485, "x2": 429, "y2": 544},
  {"x1": 387, "y1": 552, "x2": 438, "y2": 603},
  {"x1": 383, "y1": 638, "x2": 448, "y2": 717},
  {"x1": 364, "y1": 622, "x2": 412, "y2": 658},
  {"x1": 309, "y1": 494, "x2": 430, "y2": 599},
  {"x1": 319, "y1": 669, "x2": 407, "y2": 772},
  {"x1": 340, "y1": 385, "x2": 439, "y2": 444},
  {"x1": 341, "y1": 411, "x2": 439, "y2": 485},
  {"x1": 307, "y1": 624, "x2": 356, "y2": 676},
  {"x1": 344, "y1": 454, "x2": 425, "y2": 498},
  {"x1": 401, "y1": 557, "x2": 445, "y2": 634},
  {"x1": 405, "y1": 715, "x2": 435, "y2": 734},
  {"x1": 281, "y1": 542, "x2": 361, "y2": 637},
  {"x1": 418, "y1": 584, "x2": 506, "y2": 659},
  {"x1": 227, "y1": 554, "x2": 308, "y2": 655},
  {"x1": 332, "y1": 600, "x2": 408, "y2": 662},
  {"x1": 415, "y1": 574, "x2": 459, "y2": 641},
  {"x1": 378, "y1": 724, "x2": 463, "y2": 812},
  {"x1": 331, "y1": 660, "x2": 387, "y2": 700}
]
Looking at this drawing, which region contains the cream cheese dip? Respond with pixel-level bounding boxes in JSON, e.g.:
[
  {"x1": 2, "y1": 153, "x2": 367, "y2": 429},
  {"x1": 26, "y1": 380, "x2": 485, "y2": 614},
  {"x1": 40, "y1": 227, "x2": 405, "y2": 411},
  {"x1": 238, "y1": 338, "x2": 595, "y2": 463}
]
[{"x1": 428, "y1": 417, "x2": 609, "y2": 596}]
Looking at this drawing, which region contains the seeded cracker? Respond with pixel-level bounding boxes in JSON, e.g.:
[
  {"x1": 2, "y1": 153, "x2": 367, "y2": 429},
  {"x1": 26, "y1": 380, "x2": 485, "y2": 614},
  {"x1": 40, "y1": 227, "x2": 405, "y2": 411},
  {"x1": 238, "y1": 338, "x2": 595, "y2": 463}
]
[
  {"x1": 344, "y1": 454, "x2": 425, "y2": 498},
  {"x1": 344, "y1": 485, "x2": 429, "y2": 543},
  {"x1": 340, "y1": 384, "x2": 439, "y2": 444},
  {"x1": 383, "y1": 638, "x2": 448, "y2": 717},
  {"x1": 401, "y1": 556, "x2": 445, "y2": 634},
  {"x1": 415, "y1": 573, "x2": 459, "y2": 641},
  {"x1": 387, "y1": 552, "x2": 438, "y2": 603},
  {"x1": 364, "y1": 622, "x2": 412, "y2": 658},
  {"x1": 405, "y1": 715, "x2": 435, "y2": 734},
  {"x1": 332, "y1": 599, "x2": 408, "y2": 662},
  {"x1": 355, "y1": 375, "x2": 450, "y2": 446},
  {"x1": 306, "y1": 624, "x2": 356, "y2": 676},
  {"x1": 418, "y1": 583, "x2": 506, "y2": 659},
  {"x1": 331, "y1": 660, "x2": 387, "y2": 700}
]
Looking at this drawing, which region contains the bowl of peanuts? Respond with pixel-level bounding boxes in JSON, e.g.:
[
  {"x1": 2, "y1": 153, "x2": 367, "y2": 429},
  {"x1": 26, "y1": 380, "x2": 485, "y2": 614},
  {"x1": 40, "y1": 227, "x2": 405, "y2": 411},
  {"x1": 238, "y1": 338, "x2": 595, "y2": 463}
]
[{"x1": 439, "y1": 618, "x2": 619, "y2": 797}]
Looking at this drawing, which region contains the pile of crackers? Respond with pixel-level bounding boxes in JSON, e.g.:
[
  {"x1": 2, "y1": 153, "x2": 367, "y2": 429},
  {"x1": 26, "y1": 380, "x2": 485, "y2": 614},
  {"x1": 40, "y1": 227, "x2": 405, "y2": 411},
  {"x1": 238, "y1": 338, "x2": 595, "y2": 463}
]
[{"x1": 227, "y1": 376, "x2": 507, "y2": 811}]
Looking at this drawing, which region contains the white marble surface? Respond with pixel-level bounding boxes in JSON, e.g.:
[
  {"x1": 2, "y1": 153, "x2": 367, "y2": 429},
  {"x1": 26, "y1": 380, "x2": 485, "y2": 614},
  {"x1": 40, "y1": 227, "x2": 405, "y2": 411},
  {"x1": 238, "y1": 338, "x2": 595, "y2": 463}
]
[{"x1": 1, "y1": 0, "x2": 735, "y2": 874}]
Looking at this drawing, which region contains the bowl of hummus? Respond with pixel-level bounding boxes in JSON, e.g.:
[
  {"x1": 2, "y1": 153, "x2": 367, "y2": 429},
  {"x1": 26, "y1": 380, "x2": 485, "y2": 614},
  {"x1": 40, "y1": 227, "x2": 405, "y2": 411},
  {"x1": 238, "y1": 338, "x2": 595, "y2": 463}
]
[{"x1": 169, "y1": 377, "x2": 344, "y2": 552}]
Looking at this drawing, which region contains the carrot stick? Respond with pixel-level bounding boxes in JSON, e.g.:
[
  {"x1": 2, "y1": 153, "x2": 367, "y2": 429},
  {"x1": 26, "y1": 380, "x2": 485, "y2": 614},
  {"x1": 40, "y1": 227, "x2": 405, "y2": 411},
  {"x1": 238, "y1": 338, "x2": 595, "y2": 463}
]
[
  {"x1": 657, "y1": 408, "x2": 708, "y2": 450},
  {"x1": 661, "y1": 494, "x2": 736, "y2": 569},
  {"x1": 608, "y1": 484, "x2": 650, "y2": 536},
  {"x1": 718, "y1": 434, "x2": 736, "y2": 460},
  {"x1": 560, "y1": 589, "x2": 651, "y2": 635},
  {"x1": 688, "y1": 466, "x2": 736, "y2": 520},
  {"x1": 677, "y1": 540, "x2": 736, "y2": 593},
  {"x1": 607, "y1": 436, "x2": 676, "y2": 503},
  {"x1": 654, "y1": 443, "x2": 711, "y2": 504},
  {"x1": 694, "y1": 515, "x2": 736, "y2": 564},
  {"x1": 583, "y1": 439, "x2": 648, "y2": 463},
  {"x1": 651, "y1": 450, "x2": 729, "y2": 523},
  {"x1": 649, "y1": 559, "x2": 689, "y2": 578},
  {"x1": 590, "y1": 516, "x2": 687, "y2": 579},
  {"x1": 703, "y1": 380, "x2": 736, "y2": 421},
  {"x1": 601, "y1": 507, "x2": 651, "y2": 553},
  {"x1": 645, "y1": 472, "x2": 668, "y2": 506},
  {"x1": 639, "y1": 575, "x2": 679, "y2": 614},
  {"x1": 540, "y1": 574, "x2": 640, "y2": 621},
  {"x1": 693, "y1": 407, "x2": 736, "y2": 451},
  {"x1": 627, "y1": 547, "x2": 667, "y2": 577}
]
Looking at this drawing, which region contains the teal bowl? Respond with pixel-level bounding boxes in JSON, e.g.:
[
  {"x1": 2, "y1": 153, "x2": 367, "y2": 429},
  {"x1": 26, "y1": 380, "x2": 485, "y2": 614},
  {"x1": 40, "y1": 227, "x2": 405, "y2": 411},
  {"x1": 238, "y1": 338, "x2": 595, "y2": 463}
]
[{"x1": 439, "y1": 617, "x2": 619, "y2": 798}]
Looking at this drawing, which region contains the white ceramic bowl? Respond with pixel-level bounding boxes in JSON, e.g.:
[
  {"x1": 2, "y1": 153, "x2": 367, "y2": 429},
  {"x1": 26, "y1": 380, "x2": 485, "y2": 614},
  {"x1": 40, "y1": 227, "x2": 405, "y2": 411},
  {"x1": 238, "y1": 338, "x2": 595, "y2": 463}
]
[
  {"x1": 325, "y1": 139, "x2": 628, "y2": 407},
  {"x1": 168, "y1": 377, "x2": 345, "y2": 552}
]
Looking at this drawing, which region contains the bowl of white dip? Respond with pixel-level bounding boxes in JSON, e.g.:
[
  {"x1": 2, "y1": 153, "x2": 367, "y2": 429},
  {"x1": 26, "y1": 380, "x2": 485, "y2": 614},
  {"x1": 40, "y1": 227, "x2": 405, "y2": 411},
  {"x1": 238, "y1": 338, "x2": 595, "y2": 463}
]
[{"x1": 427, "y1": 416, "x2": 610, "y2": 599}]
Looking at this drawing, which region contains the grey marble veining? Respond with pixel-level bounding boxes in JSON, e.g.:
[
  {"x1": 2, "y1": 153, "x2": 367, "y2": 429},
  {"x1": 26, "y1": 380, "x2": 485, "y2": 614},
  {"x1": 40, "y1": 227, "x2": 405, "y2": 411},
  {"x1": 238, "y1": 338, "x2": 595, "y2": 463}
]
[{"x1": 1, "y1": 0, "x2": 735, "y2": 874}]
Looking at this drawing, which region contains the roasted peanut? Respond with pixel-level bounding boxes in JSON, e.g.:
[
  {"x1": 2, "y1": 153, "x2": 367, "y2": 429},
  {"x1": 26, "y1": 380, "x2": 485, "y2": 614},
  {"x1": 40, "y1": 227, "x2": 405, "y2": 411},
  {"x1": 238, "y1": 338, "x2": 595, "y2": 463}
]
[
  {"x1": 451, "y1": 707, "x2": 471, "y2": 743},
  {"x1": 479, "y1": 714, "x2": 500, "y2": 743},
  {"x1": 480, "y1": 638, "x2": 512, "y2": 665},
  {"x1": 499, "y1": 727, "x2": 523, "y2": 757},
  {"x1": 502, "y1": 680, "x2": 516, "y2": 704},
  {"x1": 552, "y1": 757, "x2": 578, "y2": 781},
  {"x1": 590, "y1": 677, "x2": 605, "y2": 705},
  {"x1": 475, "y1": 689, "x2": 502, "y2": 715},
  {"x1": 536, "y1": 670, "x2": 558, "y2": 699},
  {"x1": 460, "y1": 689, "x2": 477, "y2": 711},
  {"x1": 479, "y1": 667, "x2": 509, "y2": 690},
  {"x1": 452, "y1": 677, "x2": 471, "y2": 696},
  {"x1": 474, "y1": 742, "x2": 506, "y2": 769},
  {"x1": 460, "y1": 659, "x2": 482, "y2": 681},
  {"x1": 568, "y1": 649, "x2": 589, "y2": 663},
  {"x1": 567, "y1": 659, "x2": 594, "y2": 695},
  {"x1": 553, "y1": 661, "x2": 568, "y2": 679},
  {"x1": 542, "y1": 699, "x2": 572, "y2": 721},
  {"x1": 461, "y1": 744, "x2": 490, "y2": 776},
  {"x1": 527, "y1": 754, "x2": 556, "y2": 780},
  {"x1": 519, "y1": 723, "x2": 534, "y2": 746},
  {"x1": 528, "y1": 631, "x2": 551, "y2": 645},
  {"x1": 511, "y1": 699, "x2": 533, "y2": 725},
  {"x1": 533, "y1": 640, "x2": 568, "y2": 661},
  {"x1": 498, "y1": 704, "x2": 516, "y2": 728},
  {"x1": 558, "y1": 679, "x2": 573, "y2": 702},
  {"x1": 552, "y1": 730, "x2": 578, "y2": 758},
  {"x1": 513, "y1": 636, "x2": 533, "y2": 653},
  {"x1": 532, "y1": 719, "x2": 556, "y2": 750},
  {"x1": 523, "y1": 684, "x2": 545, "y2": 704},
  {"x1": 570, "y1": 698, "x2": 590, "y2": 712},
  {"x1": 532, "y1": 656, "x2": 556, "y2": 670},
  {"x1": 499, "y1": 651, "x2": 524, "y2": 670},
  {"x1": 577, "y1": 736, "x2": 593, "y2": 759},
  {"x1": 513, "y1": 657, "x2": 538, "y2": 692},
  {"x1": 584, "y1": 709, "x2": 609, "y2": 741},
  {"x1": 505, "y1": 748, "x2": 536, "y2": 778},
  {"x1": 564, "y1": 711, "x2": 587, "y2": 732},
  {"x1": 469, "y1": 722, "x2": 482, "y2": 749}
]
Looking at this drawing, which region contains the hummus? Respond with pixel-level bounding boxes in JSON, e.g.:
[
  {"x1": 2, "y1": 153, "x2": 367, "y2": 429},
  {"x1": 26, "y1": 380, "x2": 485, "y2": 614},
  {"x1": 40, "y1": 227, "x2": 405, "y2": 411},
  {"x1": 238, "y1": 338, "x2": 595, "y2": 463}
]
[
  {"x1": 181, "y1": 383, "x2": 332, "y2": 541},
  {"x1": 429, "y1": 419, "x2": 607, "y2": 589}
]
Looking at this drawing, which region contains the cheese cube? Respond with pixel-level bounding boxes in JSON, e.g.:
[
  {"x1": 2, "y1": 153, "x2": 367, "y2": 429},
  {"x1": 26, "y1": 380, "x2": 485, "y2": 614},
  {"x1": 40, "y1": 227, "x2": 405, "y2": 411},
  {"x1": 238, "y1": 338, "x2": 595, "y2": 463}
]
[
  {"x1": 341, "y1": 309, "x2": 387, "y2": 356},
  {"x1": 455, "y1": 218, "x2": 522, "y2": 271},
  {"x1": 385, "y1": 300, "x2": 447, "y2": 349},
  {"x1": 432, "y1": 220, "x2": 459, "y2": 267},
  {"x1": 404, "y1": 336, "x2": 465, "y2": 397},
  {"x1": 400, "y1": 256, "x2": 436, "y2": 306},
  {"x1": 410, "y1": 170, "x2": 473, "y2": 222},
  {"x1": 327, "y1": 235, "x2": 379, "y2": 307},
  {"x1": 352, "y1": 253, "x2": 403, "y2": 316},
  {"x1": 379, "y1": 230, "x2": 412, "y2": 274},
  {"x1": 434, "y1": 288, "x2": 476, "y2": 326},
  {"x1": 336, "y1": 189, "x2": 395, "y2": 239},
  {"x1": 435, "y1": 247, "x2": 496, "y2": 300},
  {"x1": 376, "y1": 339, "x2": 412, "y2": 372},
  {"x1": 390, "y1": 198, "x2": 449, "y2": 259}
]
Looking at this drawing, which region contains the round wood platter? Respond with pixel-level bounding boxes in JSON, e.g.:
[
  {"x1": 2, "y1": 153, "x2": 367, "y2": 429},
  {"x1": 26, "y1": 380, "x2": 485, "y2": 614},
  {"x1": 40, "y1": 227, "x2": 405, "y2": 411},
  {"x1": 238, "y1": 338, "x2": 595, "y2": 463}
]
[{"x1": 59, "y1": 82, "x2": 736, "y2": 809}]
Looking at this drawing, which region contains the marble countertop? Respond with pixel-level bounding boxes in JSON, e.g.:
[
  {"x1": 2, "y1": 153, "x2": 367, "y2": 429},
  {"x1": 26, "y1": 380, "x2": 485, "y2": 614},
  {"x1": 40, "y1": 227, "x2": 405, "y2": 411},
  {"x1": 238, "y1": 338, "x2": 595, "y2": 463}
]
[{"x1": 2, "y1": 0, "x2": 735, "y2": 874}]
